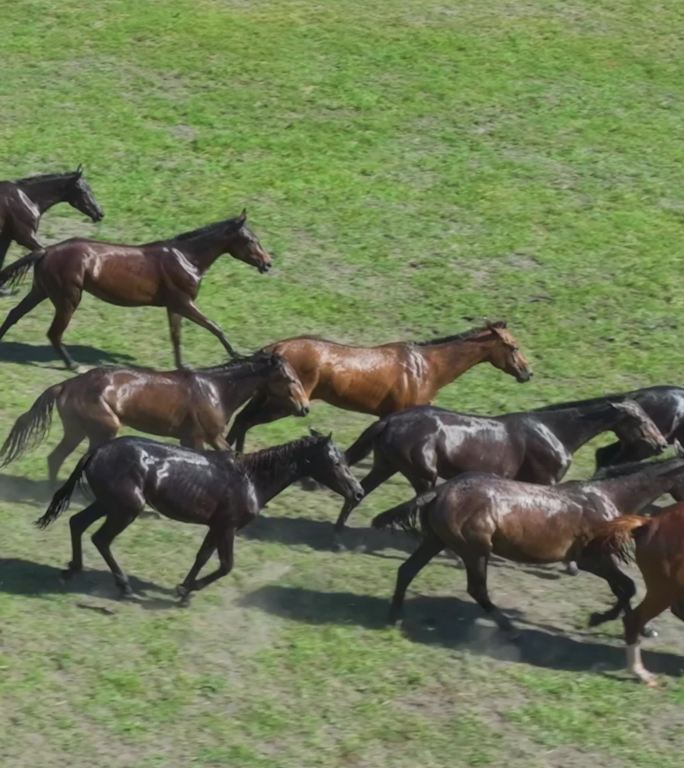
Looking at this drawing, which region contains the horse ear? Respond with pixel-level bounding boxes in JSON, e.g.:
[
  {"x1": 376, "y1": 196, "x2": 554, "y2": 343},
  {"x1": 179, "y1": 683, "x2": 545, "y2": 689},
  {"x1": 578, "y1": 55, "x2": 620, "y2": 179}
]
[
  {"x1": 675, "y1": 439, "x2": 684, "y2": 456},
  {"x1": 75, "y1": 164, "x2": 83, "y2": 177},
  {"x1": 309, "y1": 427, "x2": 322, "y2": 437},
  {"x1": 327, "y1": 432, "x2": 333, "y2": 441},
  {"x1": 239, "y1": 208, "x2": 247, "y2": 222}
]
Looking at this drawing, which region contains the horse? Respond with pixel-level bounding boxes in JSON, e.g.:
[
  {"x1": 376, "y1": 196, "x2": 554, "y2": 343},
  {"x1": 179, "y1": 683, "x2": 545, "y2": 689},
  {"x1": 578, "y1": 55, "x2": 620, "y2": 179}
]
[
  {"x1": 0, "y1": 167, "x2": 103, "y2": 274},
  {"x1": 587, "y1": 502, "x2": 684, "y2": 686},
  {"x1": 371, "y1": 454, "x2": 684, "y2": 638},
  {"x1": 0, "y1": 351, "x2": 309, "y2": 482},
  {"x1": 529, "y1": 386, "x2": 684, "y2": 470},
  {"x1": 227, "y1": 321, "x2": 533, "y2": 451},
  {"x1": 35, "y1": 432, "x2": 363, "y2": 601},
  {"x1": 336, "y1": 398, "x2": 667, "y2": 543},
  {"x1": 0, "y1": 210, "x2": 271, "y2": 369}
]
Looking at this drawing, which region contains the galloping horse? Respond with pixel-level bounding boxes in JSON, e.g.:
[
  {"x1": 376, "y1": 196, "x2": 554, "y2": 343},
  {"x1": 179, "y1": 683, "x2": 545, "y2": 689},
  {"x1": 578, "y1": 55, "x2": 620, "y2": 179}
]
[
  {"x1": 336, "y1": 399, "x2": 666, "y2": 540},
  {"x1": 36, "y1": 433, "x2": 363, "y2": 601},
  {"x1": 0, "y1": 211, "x2": 271, "y2": 369},
  {"x1": 228, "y1": 321, "x2": 533, "y2": 451},
  {"x1": 588, "y1": 501, "x2": 684, "y2": 685},
  {"x1": 372, "y1": 454, "x2": 684, "y2": 637},
  {"x1": 0, "y1": 351, "x2": 309, "y2": 481},
  {"x1": 0, "y1": 167, "x2": 103, "y2": 272}
]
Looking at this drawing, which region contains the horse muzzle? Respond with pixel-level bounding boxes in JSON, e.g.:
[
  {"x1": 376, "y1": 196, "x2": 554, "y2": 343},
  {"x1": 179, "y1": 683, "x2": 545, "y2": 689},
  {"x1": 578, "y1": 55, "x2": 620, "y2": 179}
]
[{"x1": 516, "y1": 370, "x2": 533, "y2": 383}]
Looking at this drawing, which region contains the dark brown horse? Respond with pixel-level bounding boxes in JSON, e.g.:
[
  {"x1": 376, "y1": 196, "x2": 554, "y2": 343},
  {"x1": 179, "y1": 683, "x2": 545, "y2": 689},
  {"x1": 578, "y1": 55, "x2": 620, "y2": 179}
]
[
  {"x1": 372, "y1": 454, "x2": 684, "y2": 637},
  {"x1": 36, "y1": 433, "x2": 363, "y2": 601},
  {"x1": 0, "y1": 211, "x2": 270, "y2": 369},
  {"x1": 0, "y1": 167, "x2": 103, "y2": 273},
  {"x1": 228, "y1": 321, "x2": 533, "y2": 450},
  {"x1": 0, "y1": 351, "x2": 308, "y2": 482},
  {"x1": 337, "y1": 399, "x2": 667, "y2": 541},
  {"x1": 588, "y1": 501, "x2": 684, "y2": 685}
]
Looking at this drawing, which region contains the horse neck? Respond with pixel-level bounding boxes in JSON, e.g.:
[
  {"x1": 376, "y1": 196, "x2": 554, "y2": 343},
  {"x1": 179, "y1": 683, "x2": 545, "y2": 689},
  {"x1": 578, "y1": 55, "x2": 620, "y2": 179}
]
[
  {"x1": 245, "y1": 443, "x2": 310, "y2": 506},
  {"x1": 532, "y1": 403, "x2": 620, "y2": 454},
  {"x1": 593, "y1": 462, "x2": 684, "y2": 512},
  {"x1": 173, "y1": 230, "x2": 231, "y2": 273},
  {"x1": 17, "y1": 176, "x2": 69, "y2": 213},
  {"x1": 416, "y1": 339, "x2": 492, "y2": 392},
  {"x1": 203, "y1": 367, "x2": 269, "y2": 412}
]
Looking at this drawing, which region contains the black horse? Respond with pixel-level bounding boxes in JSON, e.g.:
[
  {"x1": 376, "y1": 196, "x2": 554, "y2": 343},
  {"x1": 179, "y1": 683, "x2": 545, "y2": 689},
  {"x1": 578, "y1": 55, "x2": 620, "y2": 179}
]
[
  {"x1": 0, "y1": 167, "x2": 103, "y2": 273},
  {"x1": 336, "y1": 398, "x2": 667, "y2": 544},
  {"x1": 36, "y1": 432, "x2": 363, "y2": 601}
]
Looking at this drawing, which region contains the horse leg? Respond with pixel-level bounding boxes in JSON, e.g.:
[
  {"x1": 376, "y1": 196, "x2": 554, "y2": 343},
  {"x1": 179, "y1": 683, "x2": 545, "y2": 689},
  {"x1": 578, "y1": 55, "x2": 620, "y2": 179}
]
[
  {"x1": 0, "y1": 231, "x2": 11, "y2": 272},
  {"x1": 90, "y1": 509, "x2": 139, "y2": 597},
  {"x1": 576, "y1": 551, "x2": 639, "y2": 627},
  {"x1": 463, "y1": 551, "x2": 517, "y2": 635},
  {"x1": 47, "y1": 293, "x2": 82, "y2": 371},
  {"x1": 332, "y1": 457, "x2": 396, "y2": 550},
  {"x1": 388, "y1": 533, "x2": 444, "y2": 625},
  {"x1": 175, "y1": 527, "x2": 218, "y2": 599},
  {"x1": 167, "y1": 309, "x2": 184, "y2": 369},
  {"x1": 171, "y1": 299, "x2": 240, "y2": 359},
  {"x1": 227, "y1": 394, "x2": 293, "y2": 452},
  {"x1": 624, "y1": 590, "x2": 673, "y2": 686},
  {"x1": 47, "y1": 424, "x2": 86, "y2": 484},
  {"x1": 178, "y1": 525, "x2": 235, "y2": 599},
  {"x1": 0, "y1": 284, "x2": 47, "y2": 339},
  {"x1": 62, "y1": 502, "x2": 106, "y2": 578}
]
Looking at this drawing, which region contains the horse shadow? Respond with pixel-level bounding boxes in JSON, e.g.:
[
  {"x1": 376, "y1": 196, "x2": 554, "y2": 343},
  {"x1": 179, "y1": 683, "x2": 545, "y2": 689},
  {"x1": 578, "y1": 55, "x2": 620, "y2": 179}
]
[
  {"x1": 240, "y1": 585, "x2": 684, "y2": 678},
  {"x1": 0, "y1": 557, "x2": 178, "y2": 609},
  {"x1": 0, "y1": 341, "x2": 135, "y2": 368},
  {"x1": 242, "y1": 513, "x2": 418, "y2": 557},
  {"x1": 0, "y1": 473, "x2": 56, "y2": 505}
]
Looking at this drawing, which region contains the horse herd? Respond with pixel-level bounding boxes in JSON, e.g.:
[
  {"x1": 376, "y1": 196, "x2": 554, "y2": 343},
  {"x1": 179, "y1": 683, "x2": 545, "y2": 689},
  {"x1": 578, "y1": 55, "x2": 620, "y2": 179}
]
[{"x1": 1, "y1": 168, "x2": 684, "y2": 686}]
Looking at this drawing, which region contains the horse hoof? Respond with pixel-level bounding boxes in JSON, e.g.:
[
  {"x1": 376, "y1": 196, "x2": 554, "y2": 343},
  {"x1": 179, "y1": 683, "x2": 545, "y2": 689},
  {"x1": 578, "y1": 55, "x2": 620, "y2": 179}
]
[
  {"x1": 331, "y1": 539, "x2": 346, "y2": 553},
  {"x1": 60, "y1": 566, "x2": 79, "y2": 581},
  {"x1": 641, "y1": 625, "x2": 658, "y2": 639},
  {"x1": 588, "y1": 612, "x2": 605, "y2": 627},
  {"x1": 565, "y1": 562, "x2": 580, "y2": 576}
]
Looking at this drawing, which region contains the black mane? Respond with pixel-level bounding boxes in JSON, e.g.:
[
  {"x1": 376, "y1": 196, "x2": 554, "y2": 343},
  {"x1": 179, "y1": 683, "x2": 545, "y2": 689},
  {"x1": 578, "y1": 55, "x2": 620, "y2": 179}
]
[
  {"x1": 14, "y1": 171, "x2": 78, "y2": 187},
  {"x1": 532, "y1": 392, "x2": 627, "y2": 412},
  {"x1": 415, "y1": 322, "x2": 505, "y2": 347},
  {"x1": 240, "y1": 435, "x2": 322, "y2": 475},
  {"x1": 173, "y1": 215, "x2": 243, "y2": 242},
  {"x1": 592, "y1": 455, "x2": 684, "y2": 480}
]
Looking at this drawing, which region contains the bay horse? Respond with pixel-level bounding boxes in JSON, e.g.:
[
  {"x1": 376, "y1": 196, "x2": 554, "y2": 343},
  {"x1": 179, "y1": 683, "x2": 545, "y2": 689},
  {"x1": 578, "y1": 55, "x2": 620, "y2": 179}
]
[
  {"x1": 336, "y1": 398, "x2": 667, "y2": 542},
  {"x1": 588, "y1": 502, "x2": 684, "y2": 686},
  {"x1": 372, "y1": 454, "x2": 684, "y2": 637},
  {"x1": 35, "y1": 432, "x2": 363, "y2": 601},
  {"x1": 0, "y1": 210, "x2": 271, "y2": 369},
  {"x1": 0, "y1": 167, "x2": 103, "y2": 273},
  {"x1": 227, "y1": 321, "x2": 533, "y2": 451},
  {"x1": 0, "y1": 351, "x2": 309, "y2": 482}
]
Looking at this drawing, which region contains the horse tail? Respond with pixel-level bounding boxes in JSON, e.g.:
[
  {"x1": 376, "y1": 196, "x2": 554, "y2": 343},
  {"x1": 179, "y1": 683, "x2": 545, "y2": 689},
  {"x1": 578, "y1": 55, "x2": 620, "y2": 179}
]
[
  {"x1": 0, "y1": 382, "x2": 63, "y2": 467},
  {"x1": 345, "y1": 419, "x2": 389, "y2": 465},
  {"x1": 0, "y1": 249, "x2": 45, "y2": 289},
  {"x1": 35, "y1": 450, "x2": 93, "y2": 529},
  {"x1": 372, "y1": 489, "x2": 438, "y2": 535},
  {"x1": 587, "y1": 516, "x2": 652, "y2": 563}
]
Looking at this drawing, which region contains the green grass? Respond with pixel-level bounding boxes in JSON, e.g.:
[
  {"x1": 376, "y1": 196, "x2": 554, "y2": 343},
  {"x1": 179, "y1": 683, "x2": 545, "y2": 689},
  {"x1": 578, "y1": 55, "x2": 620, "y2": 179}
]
[{"x1": 1, "y1": 1, "x2": 684, "y2": 766}]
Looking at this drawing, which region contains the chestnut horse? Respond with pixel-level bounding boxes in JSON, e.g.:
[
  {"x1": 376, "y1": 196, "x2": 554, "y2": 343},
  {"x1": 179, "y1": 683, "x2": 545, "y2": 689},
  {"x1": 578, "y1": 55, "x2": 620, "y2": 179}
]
[
  {"x1": 228, "y1": 321, "x2": 533, "y2": 451},
  {"x1": 588, "y1": 502, "x2": 684, "y2": 685},
  {"x1": 0, "y1": 210, "x2": 271, "y2": 369},
  {"x1": 337, "y1": 399, "x2": 667, "y2": 541},
  {"x1": 36, "y1": 433, "x2": 363, "y2": 601},
  {"x1": 0, "y1": 167, "x2": 103, "y2": 272},
  {"x1": 372, "y1": 455, "x2": 684, "y2": 637},
  {"x1": 0, "y1": 351, "x2": 308, "y2": 482}
]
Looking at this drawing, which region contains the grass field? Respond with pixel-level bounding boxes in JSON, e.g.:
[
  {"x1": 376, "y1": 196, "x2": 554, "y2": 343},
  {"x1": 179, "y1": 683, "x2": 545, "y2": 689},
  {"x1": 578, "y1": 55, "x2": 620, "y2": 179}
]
[{"x1": 1, "y1": 1, "x2": 684, "y2": 765}]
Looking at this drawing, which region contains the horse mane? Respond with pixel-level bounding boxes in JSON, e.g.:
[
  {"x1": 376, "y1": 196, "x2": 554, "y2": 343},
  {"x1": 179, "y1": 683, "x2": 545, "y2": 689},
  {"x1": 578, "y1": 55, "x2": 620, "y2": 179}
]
[
  {"x1": 14, "y1": 171, "x2": 78, "y2": 187},
  {"x1": 240, "y1": 435, "x2": 320, "y2": 475},
  {"x1": 195, "y1": 351, "x2": 276, "y2": 375},
  {"x1": 414, "y1": 321, "x2": 506, "y2": 346},
  {"x1": 532, "y1": 392, "x2": 627, "y2": 412},
  {"x1": 172, "y1": 215, "x2": 243, "y2": 242},
  {"x1": 592, "y1": 455, "x2": 684, "y2": 480}
]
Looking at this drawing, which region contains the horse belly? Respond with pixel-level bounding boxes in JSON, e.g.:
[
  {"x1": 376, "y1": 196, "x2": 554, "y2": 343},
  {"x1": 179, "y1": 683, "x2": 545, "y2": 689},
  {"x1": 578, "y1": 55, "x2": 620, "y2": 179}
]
[
  {"x1": 492, "y1": 510, "x2": 576, "y2": 563},
  {"x1": 84, "y1": 256, "x2": 163, "y2": 306}
]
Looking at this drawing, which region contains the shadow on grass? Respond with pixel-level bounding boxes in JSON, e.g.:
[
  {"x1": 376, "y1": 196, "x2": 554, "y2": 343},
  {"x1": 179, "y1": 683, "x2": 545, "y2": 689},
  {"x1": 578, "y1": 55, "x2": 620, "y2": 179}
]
[
  {"x1": 0, "y1": 474, "x2": 55, "y2": 505},
  {"x1": 240, "y1": 585, "x2": 684, "y2": 678},
  {"x1": 0, "y1": 340, "x2": 135, "y2": 368},
  {"x1": 0, "y1": 557, "x2": 178, "y2": 608},
  {"x1": 242, "y1": 513, "x2": 417, "y2": 556}
]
